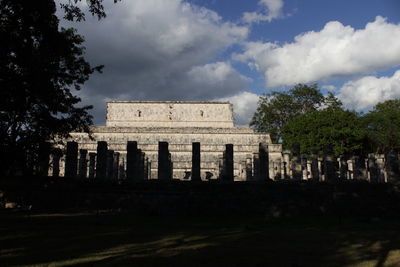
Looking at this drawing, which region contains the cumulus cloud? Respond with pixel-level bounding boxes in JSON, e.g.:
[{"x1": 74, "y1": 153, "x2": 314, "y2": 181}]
[
  {"x1": 242, "y1": 0, "x2": 284, "y2": 24},
  {"x1": 338, "y1": 70, "x2": 400, "y2": 110},
  {"x1": 235, "y1": 16, "x2": 400, "y2": 87},
  {"x1": 215, "y1": 91, "x2": 260, "y2": 126},
  {"x1": 59, "y1": 0, "x2": 249, "y2": 124}
]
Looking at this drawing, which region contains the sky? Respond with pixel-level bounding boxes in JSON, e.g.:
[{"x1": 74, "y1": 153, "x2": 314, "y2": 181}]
[{"x1": 59, "y1": 0, "x2": 400, "y2": 125}]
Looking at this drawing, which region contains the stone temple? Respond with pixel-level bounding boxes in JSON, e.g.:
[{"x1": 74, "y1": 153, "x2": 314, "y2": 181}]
[{"x1": 63, "y1": 101, "x2": 282, "y2": 180}]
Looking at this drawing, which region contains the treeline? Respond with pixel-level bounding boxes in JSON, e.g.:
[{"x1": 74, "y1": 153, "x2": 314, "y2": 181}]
[{"x1": 250, "y1": 84, "x2": 400, "y2": 157}]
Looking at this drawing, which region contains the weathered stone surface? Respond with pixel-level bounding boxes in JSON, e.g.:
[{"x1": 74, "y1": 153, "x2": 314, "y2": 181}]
[{"x1": 106, "y1": 101, "x2": 234, "y2": 128}]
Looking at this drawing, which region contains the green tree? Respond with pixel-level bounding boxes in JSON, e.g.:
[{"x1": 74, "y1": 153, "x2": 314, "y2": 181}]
[
  {"x1": 60, "y1": 0, "x2": 121, "y2": 21},
  {"x1": 363, "y1": 99, "x2": 400, "y2": 154},
  {"x1": 281, "y1": 107, "x2": 366, "y2": 156},
  {"x1": 0, "y1": 0, "x2": 103, "y2": 175},
  {"x1": 250, "y1": 84, "x2": 325, "y2": 142}
]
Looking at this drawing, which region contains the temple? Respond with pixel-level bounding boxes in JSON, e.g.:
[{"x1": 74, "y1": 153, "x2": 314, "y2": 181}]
[{"x1": 61, "y1": 101, "x2": 282, "y2": 180}]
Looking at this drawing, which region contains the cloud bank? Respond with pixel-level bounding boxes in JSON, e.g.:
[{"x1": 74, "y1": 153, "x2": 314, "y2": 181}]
[
  {"x1": 61, "y1": 0, "x2": 250, "y2": 124},
  {"x1": 215, "y1": 91, "x2": 260, "y2": 125},
  {"x1": 235, "y1": 16, "x2": 400, "y2": 87},
  {"x1": 338, "y1": 70, "x2": 400, "y2": 110},
  {"x1": 242, "y1": 0, "x2": 284, "y2": 24}
]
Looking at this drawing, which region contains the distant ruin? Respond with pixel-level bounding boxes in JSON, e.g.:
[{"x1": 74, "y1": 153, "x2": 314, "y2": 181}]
[
  {"x1": 47, "y1": 101, "x2": 397, "y2": 182},
  {"x1": 53, "y1": 101, "x2": 282, "y2": 180}
]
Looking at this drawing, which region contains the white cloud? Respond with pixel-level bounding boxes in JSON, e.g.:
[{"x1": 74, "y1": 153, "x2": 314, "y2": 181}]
[
  {"x1": 338, "y1": 70, "x2": 400, "y2": 110},
  {"x1": 215, "y1": 91, "x2": 260, "y2": 125},
  {"x1": 242, "y1": 0, "x2": 284, "y2": 24},
  {"x1": 235, "y1": 16, "x2": 400, "y2": 87},
  {"x1": 59, "y1": 0, "x2": 249, "y2": 124}
]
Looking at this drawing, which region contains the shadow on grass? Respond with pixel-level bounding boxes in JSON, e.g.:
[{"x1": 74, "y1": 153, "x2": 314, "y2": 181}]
[{"x1": 1, "y1": 212, "x2": 400, "y2": 267}]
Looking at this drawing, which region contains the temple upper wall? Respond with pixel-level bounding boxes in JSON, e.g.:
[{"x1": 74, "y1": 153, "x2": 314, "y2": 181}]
[{"x1": 106, "y1": 101, "x2": 234, "y2": 128}]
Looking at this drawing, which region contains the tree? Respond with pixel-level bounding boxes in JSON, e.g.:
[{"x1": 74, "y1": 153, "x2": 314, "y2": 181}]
[
  {"x1": 0, "y1": 0, "x2": 103, "y2": 175},
  {"x1": 363, "y1": 99, "x2": 400, "y2": 154},
  {"x1": 250, "y1": 84, "x2": 325, "y2": 142},
  {"x1": 60, "y1": 0, "x2": 121, "y2": 22},
  {"x1": 281, "y1": 107, "x2": 366, "y2": 157}
]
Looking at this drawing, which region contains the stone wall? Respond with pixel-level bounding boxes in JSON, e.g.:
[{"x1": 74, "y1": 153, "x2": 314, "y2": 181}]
[{"x1": 106, "y1": 101, "x2": 234, "y2": 128}]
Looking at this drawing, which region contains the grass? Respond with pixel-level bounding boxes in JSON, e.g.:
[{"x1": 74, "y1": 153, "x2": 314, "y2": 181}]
[{"x1": 1, "y1": 212, "x2": 400, "y2": 267}]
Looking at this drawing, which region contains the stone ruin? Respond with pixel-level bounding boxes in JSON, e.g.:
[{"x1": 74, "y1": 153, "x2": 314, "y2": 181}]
[{"x1": 44, "y1": 101, "x2": 399, "y2": 182}]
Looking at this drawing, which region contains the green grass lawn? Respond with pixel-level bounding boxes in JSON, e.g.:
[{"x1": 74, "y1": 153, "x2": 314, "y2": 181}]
[{"x1": 1, "y1": 212, "x2": 400, "y2": 267}]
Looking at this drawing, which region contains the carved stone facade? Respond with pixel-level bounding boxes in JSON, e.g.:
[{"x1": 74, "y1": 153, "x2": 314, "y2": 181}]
[{"x1": 62, "y1": 101, "x2": 282, "y2": 180}]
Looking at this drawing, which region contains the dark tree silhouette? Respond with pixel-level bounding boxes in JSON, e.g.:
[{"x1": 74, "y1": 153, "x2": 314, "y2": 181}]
[{"x1": 0, "y1": 0, "x2": 103, "y2": 175}]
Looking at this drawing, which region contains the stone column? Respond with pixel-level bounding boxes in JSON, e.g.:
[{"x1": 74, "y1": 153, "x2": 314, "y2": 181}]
[
  {"x1": 139, "y1": 151, "x2": 145, "y2": 180},
  {"x1": 307, "y1": 160, "x2": 313, "y2": 179},
  {"x1": 376, "y1": 154, "x2": 385, "y2": 182},
  {"x1": 347, "y1": 159, "x2": 354, "y2": 179},
  {"x1": 245, "y1": 155, "x2": 253, "y2": 181},
  {"x1": 222, "y1": 144, "x2": 234, "y2": 181},
  {"x1": 386, "y1": 150, "x2": 399, "y2": 183},
  {"x1": 218, "y1": 155, "x2": 224, "y2": 179},
  {"x1": 191, "y1": 142, "x2": 201, "y2": 181},
  {"x1": 78, "y1": 149, "x2": 88, "y2": 179},
  {"x1": 311, "y1": 150, "x2": 320, "y2": 181},
  {"x1": 274, "y1": 159, "x2": 282, "y2": 180},
  {"x1": 65, "y1": 141, "x2": 78, "y2": 178},
  {"x1": 259, "y1": 143, "x2": 269, "y2": 180},
  {"x1": 253, "y1": 152, "x2": 260, "y2": 181},
  {"x1": 88, "y1": 152, "x2": 96, "y2": 179},
  {"x1": 318, "y1": 157, "x2": 324, "y2": 181},
  {"x1": 339, "y1": 156, "x2": 348, "y2": 179},
  {"x1": 291, "y1": 143, "x2": 302, "y2": 180},
  {"x1": 158, "y1": 142, "x2": 172, "y2": 180},
  {"x1": 282, "y1": 150, "x2": 290, "y2": 179},
  {"x1": 126, "y1": 141, "x2": 138, "y2": 180},
  {"x1": 51, "y1": 148, "x2": 62, "y2": 177},
  {"x1": 352, "y1": 156, "x2": 363, "y2": 180},
  {"x1": 113, "y1": 152, "x2": 120, "y2": 180},
  {"x1": 144, "y1": 157, "x2": 149, "y2": 180},
  {"x1": 323, "y1": 145, "x2": 336, "y2": 181},
  {"x1": 301, "y1": 154, "x2": 308, "y2": 180},
  {"x1": 119, "y1": 155, "x2": 126, "y2": 180},
  {"x1": 367, "y1": 154, "x2": 378, "y2": 182},
  {"x1": 106, "y1": 150, "x2": 114, "y2": 179},
  {"x1": 95, "y1": 141, "x2": 108, "y2": 179}
]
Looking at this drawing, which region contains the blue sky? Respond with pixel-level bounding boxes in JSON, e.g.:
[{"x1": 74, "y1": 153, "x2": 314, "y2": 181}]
[{"x1": 62, "y1": 0, "x2": 400, "y2": 125}]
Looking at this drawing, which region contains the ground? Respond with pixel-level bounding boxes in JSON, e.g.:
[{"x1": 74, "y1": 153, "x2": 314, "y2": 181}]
[{"x1": 1, "y1": 212, "x2": 400, "y2": 266}]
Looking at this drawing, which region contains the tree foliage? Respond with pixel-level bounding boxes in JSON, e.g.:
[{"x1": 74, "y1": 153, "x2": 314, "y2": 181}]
[
  {"x1": 250, "y1": 84, "x2": 325, "y2": 142},
  {"x1": 0, "y1": 0, "x2": 102, "y2": 175},
  {"x1": 60, "y1": 0, "x2": 121, "y2": 22},
  {"x1": 363, "y1": 99, "x2": 400, "y2": 154},
  {"x1": 281, "y1": 107, "x2": 366, "y2": 156}
]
